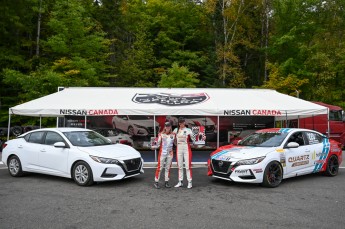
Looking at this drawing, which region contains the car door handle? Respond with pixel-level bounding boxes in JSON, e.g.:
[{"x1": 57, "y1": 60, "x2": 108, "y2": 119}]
[
  {"x1": 305, "y1": 150, "x2": 310, "y2": 153},
  {"x1": 18, "y1": 145, "x2": 23, "y2": 148},
  {"x1": 40, "y1": 149, "x2": 46, "y2": 152}
]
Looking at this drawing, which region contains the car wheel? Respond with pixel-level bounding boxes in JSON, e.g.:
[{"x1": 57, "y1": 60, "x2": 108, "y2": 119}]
[
  {"x1": 72, "y1": 161, "x2": 94, "y2": 186},
  {"x1": 262, "y1": 161, "x2": 283, "y2": 188},
  {"x1": 8, "y1": 155, "x2": 24, "y2": 177},
  {"x1": 127, "y1": 126, "x2": 135, "y2": 137},
  {"x1": 325, "y1": 155, "x2": 339, "y2": 177},
  {"x1": 11, "y1": 126, "x2": 23, "y2": 136}
]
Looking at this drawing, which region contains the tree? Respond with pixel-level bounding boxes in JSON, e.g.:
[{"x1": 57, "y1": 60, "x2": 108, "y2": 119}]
[
  {"x1": 205, "y1": 0, "x2": 262, "y2": 88},
  {"x1": 158, "y1": 62, "x2": 199, "y2": 88}
]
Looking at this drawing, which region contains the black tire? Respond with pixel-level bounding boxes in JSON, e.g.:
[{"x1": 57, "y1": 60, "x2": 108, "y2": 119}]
[
  {"x1": 11, "y1": 126, "x2": 23, "y2": 136},
  {"x1": 325, "y1": 155, "x2": 339, "y2": 177},
  {"x1": 72, "y1": 161, "x2": 94, "y2": 186},
  {"x1": 262, "y1": 161, "x2": 283, "y2": 188},
  {"x1": 8, "y1": 155, "x2": 24, "y2": 177}
]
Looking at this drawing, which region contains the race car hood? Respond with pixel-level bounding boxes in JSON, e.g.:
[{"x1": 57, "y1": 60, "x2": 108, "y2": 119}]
[
  {"x1": 76, "y1": 144, "x2": 141, "y2": 159},
  {"x1": 211, "y1": 146, "x2": 274, "y2": 160}
]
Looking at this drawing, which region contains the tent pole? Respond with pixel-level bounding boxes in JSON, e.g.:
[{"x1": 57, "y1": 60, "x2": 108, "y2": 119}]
[
  {"x1": 154, "y1": 115, "x2": 157, "y2": 162},
  {"x1": 39, "y1": 116, "x2": 42, "y2": 128},
  {"x1": 217, "y1": 116, "x2": 219, "y2": 148},
  {"x1": 285, "y1": 111, "x2": 288, "y2": 128},
  {"x1": 297, "y1": 116, "x2": 300, "y2": 128},
  {"x1": 327, "y1": 108, "x2": 330, "y2": 138},
  {"x1": 7, "y1": 110, "x2": 11, "y2": 140},
  {"x1": 84, "y1": 116, "x2": 87, "y2": 129}
]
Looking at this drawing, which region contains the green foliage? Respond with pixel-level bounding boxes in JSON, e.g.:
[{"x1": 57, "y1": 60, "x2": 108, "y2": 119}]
[
  {"x1": 158, "y1": 62, "x2": 199, "y2": 88},
  {"x1": 258, "y1": 63, "x2": 309, "y2": 96}
]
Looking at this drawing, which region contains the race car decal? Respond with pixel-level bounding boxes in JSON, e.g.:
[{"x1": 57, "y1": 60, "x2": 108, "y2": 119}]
[
  {"x1": 279, "y1": 128, "x2": 293, "y2": 133},
  {"x1": 313, "y1": 138, "x2": 330, "y2": 173},
  {"x1": 211, "y1": 147, "x2": 243, "y2": 160}
]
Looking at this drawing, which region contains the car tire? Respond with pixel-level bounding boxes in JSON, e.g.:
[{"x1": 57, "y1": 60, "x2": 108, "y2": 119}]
[
  {"x1": 127, "y1": 126, "x2": 135, "y2": 137},
  {"x1": 72, "y1": 161, "x2": 94, "y2": 186},
  {"x1": 325, "y1": 155, "x2": 339, "y2": 177},
  {"x1": 11, "y1": 126, "x2": 23, "y2": 136},
  {"x1": 262, "y1": 161, "x2": 283, "y2": 188},
  {"x1": 8, "y1": 155, "x2": 24, "y2": 177}
]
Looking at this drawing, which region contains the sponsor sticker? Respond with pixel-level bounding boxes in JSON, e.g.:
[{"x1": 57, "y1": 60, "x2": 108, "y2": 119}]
[{"x1": 235, "y1": 169, "x2": 250, "y2": 175}]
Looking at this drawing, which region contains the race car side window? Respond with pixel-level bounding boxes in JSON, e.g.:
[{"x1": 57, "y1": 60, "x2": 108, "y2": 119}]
[
  {"x1": 305, "y1": 132, "x2": 322, "y2": 145},
  {"x1": 287, "y1": 132, "x2": 306, "y2": 146}
]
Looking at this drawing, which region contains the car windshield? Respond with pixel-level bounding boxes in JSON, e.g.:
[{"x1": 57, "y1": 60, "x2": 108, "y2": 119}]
[
  {"x1": 238, "y1": 132, "x2": 288, "y2": 147},
  {"x1": 63, "y1": 131, "x2": 111, "y2": 147}
]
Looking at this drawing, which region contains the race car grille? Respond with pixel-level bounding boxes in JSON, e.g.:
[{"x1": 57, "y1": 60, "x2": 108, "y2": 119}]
[
  {"x1": 123, "y1": 158, "x2": 142, "y2": 172},
  {"x1": 211, "y1": 159, "x2": 232, "y2": 174}
]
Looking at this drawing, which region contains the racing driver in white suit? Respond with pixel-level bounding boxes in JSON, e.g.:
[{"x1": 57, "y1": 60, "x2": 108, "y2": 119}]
[
  {"x1": 173, "y1": 117, "x2": 205, "y2": 189},
  {"x1": 152, "y1": 122, "x2": 175, "y2": 189}
]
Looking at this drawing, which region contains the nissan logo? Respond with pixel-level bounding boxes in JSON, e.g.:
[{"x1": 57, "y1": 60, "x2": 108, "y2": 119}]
[
  {"x1": 218, "y1": 160, "x2": 224, "y2": 167},
  {"x1": 130, "y1": 160, "x2": 136, "y2": 165}
]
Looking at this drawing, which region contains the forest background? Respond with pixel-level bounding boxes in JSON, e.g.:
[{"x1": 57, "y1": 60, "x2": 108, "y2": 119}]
[{"x1": 0, "y1": 0, "x2": 344, "y2": 126}]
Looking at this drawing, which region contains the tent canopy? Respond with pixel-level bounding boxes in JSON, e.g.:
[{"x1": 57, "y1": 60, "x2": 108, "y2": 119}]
[{"x1": 9, "y1": 87, "x2": 328, "y2": 120}]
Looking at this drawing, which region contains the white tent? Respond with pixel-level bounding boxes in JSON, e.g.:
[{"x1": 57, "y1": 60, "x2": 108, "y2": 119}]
[
  {"x1": 9, "y1": 87, "x2": 327, "y2": 119},
  {"x1": 8, "y1": 87, "x2": 329, "y2": 147}
]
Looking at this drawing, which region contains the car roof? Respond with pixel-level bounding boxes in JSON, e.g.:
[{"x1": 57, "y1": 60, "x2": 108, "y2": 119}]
[
  {"x1": 19, "y1": 127, "x2": 92, "y2": 137},
  {"x1": 255, "y1": 128, "x2": 322, "y2": 134}
]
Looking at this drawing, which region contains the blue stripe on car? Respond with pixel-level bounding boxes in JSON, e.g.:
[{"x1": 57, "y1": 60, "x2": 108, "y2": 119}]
[{"x1": 313, "y1": 138, "x2": 330, "y2": 173}]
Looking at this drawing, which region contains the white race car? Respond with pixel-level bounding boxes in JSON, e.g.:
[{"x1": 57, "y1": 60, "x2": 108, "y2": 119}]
[
  {"x1": 112, "y1": 115, "x2": 160, "y2": 137},
  {"x1": 2, "y1": 128, "x2": 144, "y2": 186},
  {"x1": 208, "y1": 128, "x2": 342, "y2": 188}
]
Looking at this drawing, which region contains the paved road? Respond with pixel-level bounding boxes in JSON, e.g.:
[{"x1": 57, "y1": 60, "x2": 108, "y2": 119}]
[{"x1": 0, "y1": 163, "x2": 344, "y2": 229}]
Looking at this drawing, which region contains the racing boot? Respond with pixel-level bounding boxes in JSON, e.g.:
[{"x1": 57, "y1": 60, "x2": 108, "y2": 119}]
[
  {"x1": 154, "y1": 182, "x2": 160, "y2": 189},
  {"x1": 187, "y1": 181, "x2": 192, "y2": 189},
  {"x1": 165, "y1": 181, "x2": 171, "y2": 188},
  {"x1": 174, "y1": 181, "x2": 183, "y2": 188}
]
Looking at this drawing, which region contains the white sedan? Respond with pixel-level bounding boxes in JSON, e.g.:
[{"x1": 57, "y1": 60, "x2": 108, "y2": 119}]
[
  {"x1": 2, "y1": 128, "x2": 144, "y2": 186},
  {"x1": 208, "y1": 128, "x2": 343, "y2": 188}
]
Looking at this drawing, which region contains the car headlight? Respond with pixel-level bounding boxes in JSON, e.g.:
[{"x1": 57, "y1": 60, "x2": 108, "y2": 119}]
[
  {"x1": 234, "y1": 156, "x2": 265, "y2": 166},
  {"x1": 90, "y1": 155, "x2": 120, "y2": 164},
  {"x1": 133, "y1": 124, "x2": 146, "y2": 129}
]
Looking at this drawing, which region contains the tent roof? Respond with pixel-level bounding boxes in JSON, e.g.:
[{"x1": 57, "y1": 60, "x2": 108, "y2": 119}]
[{"x1": 9, "y1": 87, "x2": 328, "y2": 120}]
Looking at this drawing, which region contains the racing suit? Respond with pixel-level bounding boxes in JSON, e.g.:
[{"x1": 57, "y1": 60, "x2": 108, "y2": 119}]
[
  {"x1": 154, "y1": 133, "x2": 175, "y2": 182},
  {"x1": 173, "y1": 127, "x2": 194, "y2": 182}
]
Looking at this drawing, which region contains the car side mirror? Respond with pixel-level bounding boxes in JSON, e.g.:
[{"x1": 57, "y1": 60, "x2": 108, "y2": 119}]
[
  {"x1": 286, "y1": 142, "x2": 299, "y2": 148},
  {"x1": 54, "y1": 142, "x2": 67, "y2": 148}
]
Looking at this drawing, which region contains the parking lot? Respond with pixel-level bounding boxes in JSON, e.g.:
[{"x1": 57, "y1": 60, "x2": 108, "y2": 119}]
[{"x1": 0, "y1": 152, "x2": 345, "y2": 229}]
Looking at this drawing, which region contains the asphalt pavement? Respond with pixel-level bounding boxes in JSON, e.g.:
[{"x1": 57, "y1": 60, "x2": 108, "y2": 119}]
[{"x1": 0, "y1": 159, "x2": 345, "y2": 229}]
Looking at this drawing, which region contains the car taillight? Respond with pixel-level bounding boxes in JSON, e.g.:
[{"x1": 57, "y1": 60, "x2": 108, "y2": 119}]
[{"x1": 2, "y1": 143, "x2": 7, "y2": 149}]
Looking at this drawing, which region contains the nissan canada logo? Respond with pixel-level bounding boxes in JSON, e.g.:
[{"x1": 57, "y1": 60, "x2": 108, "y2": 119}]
[
  {"x1": 132, "y1": 93, "x2": 209, "y2": 106},
  {"x1": 218, "y1": 160, "x2": 224, "y2": 167}
]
